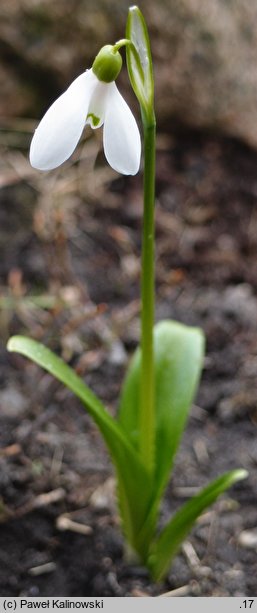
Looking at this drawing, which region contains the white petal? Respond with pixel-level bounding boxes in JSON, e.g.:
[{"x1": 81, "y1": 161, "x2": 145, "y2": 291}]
[
  {"x1": 103, "y1": 83, "x2": 141, "y2": 175},
  {"x1": 30, "y1": 69, "x2": 98, "y2": 171}
]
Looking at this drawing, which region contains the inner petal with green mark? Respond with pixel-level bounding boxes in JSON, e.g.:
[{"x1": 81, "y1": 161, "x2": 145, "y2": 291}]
[
  {"x1": 86, "y1": 113, "x2": 101, "y2": 127},
  {"x1": 86, "y1": 80, "x2": 109, "y2": 130}
]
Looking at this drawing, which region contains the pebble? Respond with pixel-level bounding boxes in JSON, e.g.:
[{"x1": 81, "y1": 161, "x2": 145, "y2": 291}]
[
  {"x1": 238, "y1": 529, "x2": 257, "y2": 549},
  {"x1": 108, "y1": 341, "x2": 127, "y2": 366},
  {"x1": 0, "y1": 386, "x2": 27, "y2": 417}
]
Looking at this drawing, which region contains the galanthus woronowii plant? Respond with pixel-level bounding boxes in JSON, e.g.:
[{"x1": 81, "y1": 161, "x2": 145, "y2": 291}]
[{"x1": 7, "y1": 7, "x2": 247, "y2": 581}]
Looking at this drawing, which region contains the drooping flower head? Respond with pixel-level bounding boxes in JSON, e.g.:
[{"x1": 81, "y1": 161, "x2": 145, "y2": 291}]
[{"x1": 30, "y1": 44, "x2": 141, "y2": 175}]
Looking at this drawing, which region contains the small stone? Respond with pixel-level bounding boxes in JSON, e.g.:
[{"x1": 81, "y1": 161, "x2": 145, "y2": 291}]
[
  {"x1": 0, "y1": 386, "x2": 27, "y2": 418},
  {"x1": 89, "y1": 477, "x2": 116, "y2": 511},
  {"x1": 108, "y1": 341, "x2": 127, "y2": 366},
  {"x1": 238, "y1": 529, "x2": 257, "y2": 549}
]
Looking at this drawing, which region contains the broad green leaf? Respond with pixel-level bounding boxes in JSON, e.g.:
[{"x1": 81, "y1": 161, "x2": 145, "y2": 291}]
[
  {"x1": 147, "y1": 469, "x2": 248, "y2": 581},
  {"x1": 126, "y1": 6, "x2": 154, "y2": 118},
  {"x1": 7, "y1": 336, "x2": 154, "y2": 549},
  {"x1": 119, "y1": 320, "x2": 204, "y2": 497},
  {"x1": 154, "y1": 321, "x2": 204, "y2": 495},
  {"x1": 118, "y1": 320, "x2": 204, "y2": 556}
]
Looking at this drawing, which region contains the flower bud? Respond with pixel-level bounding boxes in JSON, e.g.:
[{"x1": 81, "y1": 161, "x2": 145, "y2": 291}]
[{"x1": 92, "y1": 45, "x2": 122, "y2": 83}]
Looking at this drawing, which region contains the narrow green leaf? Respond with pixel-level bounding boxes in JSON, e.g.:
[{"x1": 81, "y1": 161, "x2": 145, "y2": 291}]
[
  {"x1": 7, "y1": 335, "x2": 154, "y2": 548},
  {"x1": 148, "y1": 469, "x2": 248, "y2": 581},
  {"x1": 126, "y1": 6, "x2": 154, "y2": 117},
  {"x1": 7, "y1": 335, "x2": 119, "y2": 439}
]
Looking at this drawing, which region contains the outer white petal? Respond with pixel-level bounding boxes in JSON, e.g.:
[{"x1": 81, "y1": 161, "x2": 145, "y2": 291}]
[
  {"x1": 103, "y1": 83, "x2": 141, "y2": 175},
  {"x1": 30, "y1": 69, "x2": 98, "y2": 171}
]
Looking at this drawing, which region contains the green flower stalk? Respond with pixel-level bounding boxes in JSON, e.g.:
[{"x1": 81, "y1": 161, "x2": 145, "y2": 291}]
[{"x1": 7, "y1": 6, "x2": 248, "y2": 582}]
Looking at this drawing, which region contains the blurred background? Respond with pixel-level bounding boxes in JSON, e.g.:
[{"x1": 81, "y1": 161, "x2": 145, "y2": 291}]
[
  {"x1": 2, "y1": 0, "x2": 257, "y2": 143},
  {"x1": 0, "y1": 0, "x2": 257, "y2": 598}
]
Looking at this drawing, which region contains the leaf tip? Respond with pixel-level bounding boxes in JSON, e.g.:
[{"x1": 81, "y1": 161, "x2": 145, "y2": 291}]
[
  {"x1": 129, "y1": 5, "x2": 140, "y2": 14},
  {"x1": 231, "y1": 468, "x2": 248, "y2": 483},
  {"x1": 7, "y1": 336, "x2": 18, "y2": 352},
  {"x1": 7, "y1": 335, "x2": 32, "y2": 355}
]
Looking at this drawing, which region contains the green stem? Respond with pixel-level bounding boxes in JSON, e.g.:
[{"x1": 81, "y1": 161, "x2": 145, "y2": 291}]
[{"x1": 140, "y1": 112, "x2": 156, "y2": 471}]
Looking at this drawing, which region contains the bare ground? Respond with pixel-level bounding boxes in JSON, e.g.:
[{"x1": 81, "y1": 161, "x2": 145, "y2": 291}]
[{"x1": 0, "y1": 128, "x2": 257, "y2": 596}]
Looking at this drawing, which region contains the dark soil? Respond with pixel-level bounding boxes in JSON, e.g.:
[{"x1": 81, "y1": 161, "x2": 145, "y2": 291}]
[{"x1": 0, "y1": 130, "x2": 257, "y2": 597}]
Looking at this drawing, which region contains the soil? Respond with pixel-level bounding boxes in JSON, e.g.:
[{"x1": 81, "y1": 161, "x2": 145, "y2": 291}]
[{"x1": 0, "y1": 129, "x2": 257, "y2": 597}]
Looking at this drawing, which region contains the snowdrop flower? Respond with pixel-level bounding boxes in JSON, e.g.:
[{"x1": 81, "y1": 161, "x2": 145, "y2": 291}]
[{"x1": 30, "y1": 45, "x2": 141, "y2": 175}]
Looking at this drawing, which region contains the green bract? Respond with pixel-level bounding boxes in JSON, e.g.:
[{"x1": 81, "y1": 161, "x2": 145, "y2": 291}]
[
  {"x1": 92, "y1": 44, "x2": 122, "y2": 83},
  {"x1": 126, "y1": 6, "x2": 154, "y2": 123}
]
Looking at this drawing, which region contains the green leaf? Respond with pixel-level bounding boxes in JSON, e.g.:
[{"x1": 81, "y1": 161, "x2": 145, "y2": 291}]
[
  {"x1": 148, "y1": 469, "x2": 248, "y2": 581},
  {"x1": 119, "y1": 320, "x2": 204, "y2": 497},
  {"x1": 7, "y1": 336, "x2": 154, "y2": 549},
  {"x1": 118, "y1": 320, "x2": 204, "y2": 555},
  {"x1": 126, "y1": 5, "x2": 154, "y2": 118}
]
